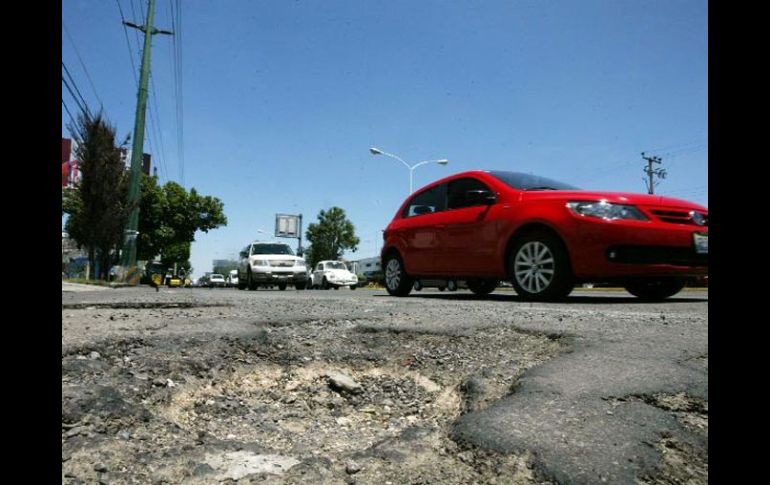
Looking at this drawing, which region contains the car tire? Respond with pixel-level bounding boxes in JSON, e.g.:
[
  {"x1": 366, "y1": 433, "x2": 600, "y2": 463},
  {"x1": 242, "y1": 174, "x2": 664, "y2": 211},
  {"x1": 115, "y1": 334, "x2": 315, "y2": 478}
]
[
  {"x1": 350, "y1": 285, "x2": 356, "y2": 290},
  {"x1": 383, "y1": 252, "x2": 413, "y2": 297},
  {"x1": 438, "y1": 286, "x2": 446, "y2": 292},
  {"x1": 413, "y1": 281, "x2": 423, "y2": 291},
  {"x1": 467, "y1": 279, "x2": 498, "y2": 296},
  {"x1": 509, "y1": 231, "x2": 574, "y2": 301},
  {"x1": 624, "y1": 279, "x2": 686, "y2": 301},
  {"x1": 278, "y1": 283, "x2": 287, "y2": 291},
  {"x1": 247, "y1": 269, "x2": 258, "y2": 291},
  {"x1": 295, "y1": 282, "x2": 306, "y2": 290},
  {"x1": 322, "y1": 277, "x2": 330, "y2": 290}
]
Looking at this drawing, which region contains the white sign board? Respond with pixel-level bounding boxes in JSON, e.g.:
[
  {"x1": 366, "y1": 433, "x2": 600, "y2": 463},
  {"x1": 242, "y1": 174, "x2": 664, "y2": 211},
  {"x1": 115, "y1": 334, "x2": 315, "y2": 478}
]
[{"x1": 275, "y1": 214, "x2": 300, "y2": 238}]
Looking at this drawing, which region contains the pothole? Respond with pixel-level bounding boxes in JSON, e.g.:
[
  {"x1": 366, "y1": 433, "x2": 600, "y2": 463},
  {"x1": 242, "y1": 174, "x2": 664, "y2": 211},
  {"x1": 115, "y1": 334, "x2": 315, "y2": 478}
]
[
  {"x1": 204, "y1": 450, "x2": 300, "y2": 479},
  {"x1": 162, "y1": 362, "x2": 462, "y2": 455}
]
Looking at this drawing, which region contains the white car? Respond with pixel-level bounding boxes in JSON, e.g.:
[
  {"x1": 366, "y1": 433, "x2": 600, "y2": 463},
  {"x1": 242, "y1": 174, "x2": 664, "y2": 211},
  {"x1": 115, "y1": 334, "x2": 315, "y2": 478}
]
[
  {"x1": 208, "y1": 273, "x2": 226, "y2": 288},
  {"x1": 237, "y1": 242, "x2": 308, "y2": 290},
  {"x1": 227, "y1": 269, "x2": 239, "y2": 288},
  {"x1": 311, "y1": 260, "x2": 358, "y2": 290}
]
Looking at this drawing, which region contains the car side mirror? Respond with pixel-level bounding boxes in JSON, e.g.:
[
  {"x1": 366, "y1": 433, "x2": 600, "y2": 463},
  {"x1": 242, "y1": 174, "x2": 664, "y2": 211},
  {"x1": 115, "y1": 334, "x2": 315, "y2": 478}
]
[
  {"x1": 466, "y1": 189, "x2": 497, "y2": 205},
  {"x1": 239, "y1": 251, "x2": 248, "y2": 259}
]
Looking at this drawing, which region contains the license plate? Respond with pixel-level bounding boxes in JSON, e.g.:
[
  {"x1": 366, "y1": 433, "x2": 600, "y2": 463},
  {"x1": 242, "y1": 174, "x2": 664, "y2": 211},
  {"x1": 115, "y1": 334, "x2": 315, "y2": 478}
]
[{"x1": 693, "y1": 232, "x2": 708, "y2": 254}]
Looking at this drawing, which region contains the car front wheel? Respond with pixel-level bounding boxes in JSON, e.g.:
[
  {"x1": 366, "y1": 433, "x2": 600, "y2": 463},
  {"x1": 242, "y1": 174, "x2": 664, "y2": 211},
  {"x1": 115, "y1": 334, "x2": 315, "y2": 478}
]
[
  {"x1": 509, "y1": 231, "x2": 574, "y2": 301},
  {"x1": 624, "y1": 279, "x2": 686, "y2": 301},
  {"x1": 247, "y1": 269, "x2": 258, "y2": 291},
  {"x1": 383, "y1": 252, "x2": 413, "y2": 297}
]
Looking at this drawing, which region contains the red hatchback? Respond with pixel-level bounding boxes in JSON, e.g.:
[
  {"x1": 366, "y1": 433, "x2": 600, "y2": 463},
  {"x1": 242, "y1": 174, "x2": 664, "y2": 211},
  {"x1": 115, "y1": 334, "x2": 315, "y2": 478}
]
[{"x1": 381, "y1": 170, "x2": 708, "y2": 301}]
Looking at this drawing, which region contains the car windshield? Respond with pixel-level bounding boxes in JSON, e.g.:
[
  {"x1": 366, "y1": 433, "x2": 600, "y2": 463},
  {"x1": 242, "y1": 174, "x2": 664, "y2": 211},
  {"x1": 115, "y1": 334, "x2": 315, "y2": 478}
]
[
  {"x1": 488, "y1": 171, "x2": 580, "y2": 191},
  {"x1": 211, "y1": 274, "x2": 224, "y2": 279},
  {"x1": 326, "y1": 262, "x2": 348, "y2": 270},
  {"x1": 251, "y1": 244, "x2": 295, "y2": 255}
]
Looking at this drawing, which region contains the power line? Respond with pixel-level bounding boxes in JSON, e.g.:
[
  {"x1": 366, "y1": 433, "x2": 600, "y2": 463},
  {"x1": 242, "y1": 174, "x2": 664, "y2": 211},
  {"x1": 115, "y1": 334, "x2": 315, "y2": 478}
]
[
  {"x1": 148, "y1": 75, "x2": 171, "y2": 182},
  {"x1": 62, "y1": 62, "x2": 93, "y2": 119},
  {"x1": 115, "y1": 0, "x2": 139, "y2": 86},
  {"x1": 62, "y1": 75, "x2": 92, "y2": 122},
  {"x1": 62, "y1": 99, "x2": 85, "y2": 141},
  {"x1": 171, "y1": 0, "x2": 185, "y2": 186},
  {"x1": 62, "y1": 21, "x2": 104, "y2": 109},
  {"x1": 129, "y1": 0, "x2": 145, "y2": 54}
]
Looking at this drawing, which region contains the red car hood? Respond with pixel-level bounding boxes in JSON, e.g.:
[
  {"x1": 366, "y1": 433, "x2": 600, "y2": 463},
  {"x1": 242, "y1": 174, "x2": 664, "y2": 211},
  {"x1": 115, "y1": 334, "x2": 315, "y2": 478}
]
[{"x1": 519, "y1": 190, "x2": 708, "y2": 211}]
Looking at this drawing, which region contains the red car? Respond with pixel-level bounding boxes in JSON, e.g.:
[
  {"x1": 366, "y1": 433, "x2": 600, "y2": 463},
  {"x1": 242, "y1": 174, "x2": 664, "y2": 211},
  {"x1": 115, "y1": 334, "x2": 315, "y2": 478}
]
[{"x1": 381, "y1": 170, "x2": 708, "y2": 301}]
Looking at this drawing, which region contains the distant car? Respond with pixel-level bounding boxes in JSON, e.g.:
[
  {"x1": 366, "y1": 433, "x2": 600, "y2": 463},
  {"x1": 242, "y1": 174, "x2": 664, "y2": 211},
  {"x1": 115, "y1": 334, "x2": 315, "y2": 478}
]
[
  {"x1": 227, "y1": 269, "x2": 239, "y2": 288},
  {"x1": 208, "y1": 273, "x2": 226, "y2": 288},
  {"x1": 237, "y1": 242, "x2": 308, "y2": 290},
  {"x1": 311, "y1": 260, "x2": 358, "y2": 290},
  {"x1": 381, "y1": 170, "x2": 708, "y2": 301}
]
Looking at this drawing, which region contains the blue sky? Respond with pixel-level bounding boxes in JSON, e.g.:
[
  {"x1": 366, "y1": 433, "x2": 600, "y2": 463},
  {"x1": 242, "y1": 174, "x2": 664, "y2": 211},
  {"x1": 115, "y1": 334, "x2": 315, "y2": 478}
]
[{"x1": 62, "y1": 0, "x2": 708, "y2": 278}]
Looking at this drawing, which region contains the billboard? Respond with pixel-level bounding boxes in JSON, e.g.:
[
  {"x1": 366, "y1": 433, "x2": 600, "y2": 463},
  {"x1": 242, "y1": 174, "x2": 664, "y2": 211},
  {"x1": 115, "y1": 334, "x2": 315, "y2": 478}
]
[
  {"x1": 275, "y1": 214, "x2": 301, "y2": 238},
  {"x1": 61, "y1": 138, "x2": 80, "y2": 188}
]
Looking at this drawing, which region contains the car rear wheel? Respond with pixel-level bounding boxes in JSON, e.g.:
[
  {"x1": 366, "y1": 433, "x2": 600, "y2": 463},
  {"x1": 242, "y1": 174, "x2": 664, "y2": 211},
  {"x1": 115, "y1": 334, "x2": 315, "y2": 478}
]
[
  {"x1": 322, "y1": 277, "x2": 330, "y2": 290},
  {"x1": 467, "y1": 279, "x2": 498, "y2": 296},
  {"x1": 624, "y1": 279, "x2": 686, "y2": 301},
  {"x1": 383, "y1": 252, "x2": 413, "y2": 297},
  {"x1": 509, "y1": 231, "x2": 574, "y2": 301},
  {"x1": 350, "y1": 285, "x2": 356, "y2": 290},
  {"x1": 278, "y1": 283, "x2": 287, "y2": 291}
]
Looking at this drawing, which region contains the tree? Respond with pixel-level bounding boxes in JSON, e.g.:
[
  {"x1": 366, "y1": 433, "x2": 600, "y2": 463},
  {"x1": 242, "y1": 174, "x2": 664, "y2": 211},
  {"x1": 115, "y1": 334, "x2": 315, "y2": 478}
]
[
  {"x1": 305, "y1": 207, "x2": 360, "y2": 268},
  {"x1": 62, "y1": 112, "x2": 129, "y2": 280},
  {"x1": 137, "y1": 174, "x2": 227, "y2": 267}
]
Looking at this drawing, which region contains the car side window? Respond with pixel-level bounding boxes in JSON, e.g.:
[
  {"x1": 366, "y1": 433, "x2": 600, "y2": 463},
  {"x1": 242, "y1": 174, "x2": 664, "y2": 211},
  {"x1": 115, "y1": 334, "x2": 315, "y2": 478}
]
[
  {"x1": 316, "y1": 263, "x2": 323, "y2": 271},
  {"x1": 447, "y1": 177, "x2": 493, "y2": 210},
  {"x1": 402, "y1": 184, "x2": 446, "y2": 218}
]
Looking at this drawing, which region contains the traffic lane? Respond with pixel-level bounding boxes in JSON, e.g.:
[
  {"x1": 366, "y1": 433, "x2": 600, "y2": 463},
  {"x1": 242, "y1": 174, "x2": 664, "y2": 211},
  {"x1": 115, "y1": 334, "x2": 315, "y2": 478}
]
[{"x1": 62, "y1": 285, "x2": 707, "y2": 483}]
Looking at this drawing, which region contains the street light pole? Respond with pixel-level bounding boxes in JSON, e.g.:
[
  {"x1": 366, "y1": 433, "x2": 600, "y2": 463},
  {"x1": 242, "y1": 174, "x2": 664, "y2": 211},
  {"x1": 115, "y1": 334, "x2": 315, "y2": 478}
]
[{"x1": 369, "y1": 147, "x2": 449, "y2": 194}]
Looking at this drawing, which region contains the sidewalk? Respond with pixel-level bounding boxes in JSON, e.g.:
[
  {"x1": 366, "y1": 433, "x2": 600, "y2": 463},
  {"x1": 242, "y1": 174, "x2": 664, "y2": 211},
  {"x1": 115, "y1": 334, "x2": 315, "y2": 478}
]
[{"x1": 62, "y1": 281, "x2": 112, "y2": 292}]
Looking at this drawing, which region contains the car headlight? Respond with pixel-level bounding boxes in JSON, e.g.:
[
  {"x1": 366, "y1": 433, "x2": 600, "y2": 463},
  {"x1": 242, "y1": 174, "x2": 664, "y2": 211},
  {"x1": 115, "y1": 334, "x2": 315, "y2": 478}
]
[
  {"x1": 253, "y1": 259, "x2": 269, "y2": 266},
  {"x1": 295, "y1": 259, "x2": 306, "y2": 268},
  {"x1": 566, "y1": 201, "x2": 649, "y2": 221}
]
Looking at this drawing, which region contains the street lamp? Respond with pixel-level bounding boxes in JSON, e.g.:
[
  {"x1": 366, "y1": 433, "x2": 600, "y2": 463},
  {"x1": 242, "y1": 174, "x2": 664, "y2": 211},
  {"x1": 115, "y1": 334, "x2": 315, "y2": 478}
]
[{"x1": 369, "y1": 147, "x2": 449, "y2": 194}]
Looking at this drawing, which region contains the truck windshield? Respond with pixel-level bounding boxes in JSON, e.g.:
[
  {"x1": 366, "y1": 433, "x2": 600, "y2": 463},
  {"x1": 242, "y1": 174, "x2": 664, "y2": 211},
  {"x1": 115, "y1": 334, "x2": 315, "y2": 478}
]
[{"x1": 251, "y1": 244, "x2": 294, "y2": 255}]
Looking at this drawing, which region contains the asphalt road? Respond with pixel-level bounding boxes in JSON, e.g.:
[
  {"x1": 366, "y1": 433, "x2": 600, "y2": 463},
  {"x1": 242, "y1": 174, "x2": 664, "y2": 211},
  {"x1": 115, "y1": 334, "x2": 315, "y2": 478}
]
[{"x1": 62, "y1": 285, "x2": 707, "y2": 484}]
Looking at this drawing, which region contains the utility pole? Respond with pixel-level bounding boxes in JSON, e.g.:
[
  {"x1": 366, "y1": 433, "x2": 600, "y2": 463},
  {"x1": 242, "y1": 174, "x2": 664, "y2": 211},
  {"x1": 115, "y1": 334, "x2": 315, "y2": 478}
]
[
  {"x1": 641, "y1": 152, "x2": 666, "y2": 195},
  {"x1": 120, "y1": 0, "x2": 173, "y2": 283}
]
